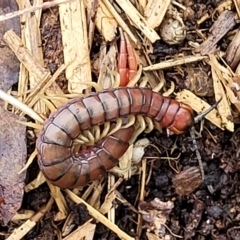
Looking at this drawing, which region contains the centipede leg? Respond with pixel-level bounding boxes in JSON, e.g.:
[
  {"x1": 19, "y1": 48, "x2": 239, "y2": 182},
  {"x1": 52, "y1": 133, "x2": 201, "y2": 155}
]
[
  {"x1": 118, "y1": 28, "x2": 129, "y2": 86},
  {"x1": 117, "y1": 29, "x2": 138, "y2": 86},
  {"x1": 125, "y1": 33, "x2": 137, "y2": 81}
]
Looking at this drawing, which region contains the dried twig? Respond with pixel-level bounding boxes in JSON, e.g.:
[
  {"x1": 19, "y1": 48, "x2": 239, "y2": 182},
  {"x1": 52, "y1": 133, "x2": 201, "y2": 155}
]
[
  {"x1": 3, "y1": 30, "x2": 64, "y2": 109},
  {"x1": 143, "y1": 55, "x2": 208, "y2": 71},
  {"x1": 114, "y1": 0, "x2": 160, "y2": 43},
  {"x1": 7, "y1": 198, "x2": 54, "y2": 240},
  {"x1": 144, "y1": 0, "x2": 171, "y2": 29},
  {"x1": 59, "y1": 0, "x2": 92, "y2": 93},
  {"x1": 65, "y1": 189, "x2": 135, "y2": 240},
  {"x1": 102, "y1": 0, "x2": 138, "y2": 44},
  {"x1": 0, "y1": 0, "x2": 76, "y2": 22}
]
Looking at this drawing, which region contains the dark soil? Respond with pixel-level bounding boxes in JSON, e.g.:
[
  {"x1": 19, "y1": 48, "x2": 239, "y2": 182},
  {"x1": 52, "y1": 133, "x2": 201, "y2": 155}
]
[{"x1": 2, "y1": 1, "x2": 240, "y2": 239}]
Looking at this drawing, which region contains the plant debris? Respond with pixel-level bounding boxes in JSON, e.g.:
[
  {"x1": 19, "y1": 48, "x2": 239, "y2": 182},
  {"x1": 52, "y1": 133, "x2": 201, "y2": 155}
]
[
  {"x1": 138, "y1": 198, "x2": 174, "y2": 238},
  {"x1": 0, "y1": 107, "x2": 26, "y2": 225},
  {"x1": 0, "y1": 0, "x2": 20, "y2": 92},
  {"x1": 1, "y1": 0, "x2": 240, "y2": 239}
]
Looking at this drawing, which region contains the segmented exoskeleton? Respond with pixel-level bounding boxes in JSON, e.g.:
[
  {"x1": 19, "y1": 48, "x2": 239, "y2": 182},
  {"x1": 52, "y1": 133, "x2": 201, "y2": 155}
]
[{"x1": 36, "y1": 87, "x2": 194, "y2": 188}]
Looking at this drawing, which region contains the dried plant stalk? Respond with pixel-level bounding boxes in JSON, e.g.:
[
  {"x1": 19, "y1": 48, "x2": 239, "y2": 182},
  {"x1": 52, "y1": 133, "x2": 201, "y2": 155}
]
[
  {"x1": 59, "y1": 1, "x2": 92, "y2": 93},
  {"x1": 20, "y1": 0, "x2": 45, "y2": 114},
  {"x1": 47, "y1": 183, "x2": 69, "y2": 217},
  {"x1": 7, "y1": 198, "x2": 54, "y2": 240},
  {"x1": 0, "y1": 0, "x2": 75, "y2": 22},
  {"x1": 143, "y1": 55, "x2": 208, "y2": 71},
  {"x1": 62, "y1": 222, "x2": 96, "y2": 240},
  {"x1": 97, "y1": 43, "x2": 118, "y2": 89},
  {"x1": 3, "y1": 30, "x2": 64, "y2": 109},
  {"x1": 65, "y1": 189, "x2": 135, "y2": 240},
  {"x1": 208, "y1": 54, "x2": 234, "y2": 132},
  {"x1": 102, "y1": 0, "x2": 137, "y2": 44},
  {"x1": 139, "y1": 0, "x2": 147, "y2": 9},
  {"x1": 233, "y1": 0, "x2": 240, "y2": 18},
  {"x1": 225, "y1": 29, "x2": 240, "y2": 69},
  {"x1": 115, "y1": 0, "x2": 160, "y2": 43},
  {"x1": 211, "y1": 68, "x2": 233, "y2": 131},
  {"x1": 4, "y1": 30, "x2": 49, "y2": 82},
  {"x1": 195, "y1": 10, "x2": 237, "y2": 55},
  {"x1": 0, "y1": 89, "x2": 43, "y2": 123},
  {"x1": 99, "y1": 191, "x2": 116, "y2": 215},
  {"x1": 144, "y1": 0, "x2": 171, "y2": 29},
  {"x1": 84, "y1": 0, "x2": 118, "y2": 42}
]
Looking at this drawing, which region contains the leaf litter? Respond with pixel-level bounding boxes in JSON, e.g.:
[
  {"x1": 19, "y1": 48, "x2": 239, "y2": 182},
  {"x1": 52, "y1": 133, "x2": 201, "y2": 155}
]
[
  {"x1": 0, "y1": 106, "x2": 26, "y2": 225},
  {"x1": 0, "y1": 0, "x2": 240, "y2": 239}
]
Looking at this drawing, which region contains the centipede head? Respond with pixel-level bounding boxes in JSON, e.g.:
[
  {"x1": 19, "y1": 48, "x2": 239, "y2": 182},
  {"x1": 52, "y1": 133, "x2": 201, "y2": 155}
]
[{"x1": 167, "y1": 102, "x2": 195, "y2": 134}]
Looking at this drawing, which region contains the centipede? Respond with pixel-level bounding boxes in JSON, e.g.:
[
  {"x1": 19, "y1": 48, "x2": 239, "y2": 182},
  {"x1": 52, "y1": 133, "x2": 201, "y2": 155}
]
[{"x1": 36, "y1": 86, "x2": 195, "y2": 188}]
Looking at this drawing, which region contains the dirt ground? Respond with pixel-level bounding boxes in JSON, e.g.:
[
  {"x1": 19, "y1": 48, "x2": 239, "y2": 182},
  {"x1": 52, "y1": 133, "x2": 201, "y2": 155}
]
[{"x1": 1, "y1": 0, "x2": 240, "y2": 239}]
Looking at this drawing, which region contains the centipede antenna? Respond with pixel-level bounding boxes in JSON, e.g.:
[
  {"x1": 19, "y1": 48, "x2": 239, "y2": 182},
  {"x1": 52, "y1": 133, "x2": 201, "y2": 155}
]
[
  {"x1": 189, "y1": 126, "x2": 204, "y2": 180},
  {"x1": 190, "y1": 98, "x2": 222, "y2": 180},
  {"x1": 194, "y1": 98, "x2": 222, "y2": 124}
]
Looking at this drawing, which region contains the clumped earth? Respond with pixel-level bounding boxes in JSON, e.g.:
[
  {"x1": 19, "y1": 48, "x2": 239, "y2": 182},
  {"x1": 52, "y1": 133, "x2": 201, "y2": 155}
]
[{"x1": 1, "y1": 0, "x2": 240, "y2": 239}]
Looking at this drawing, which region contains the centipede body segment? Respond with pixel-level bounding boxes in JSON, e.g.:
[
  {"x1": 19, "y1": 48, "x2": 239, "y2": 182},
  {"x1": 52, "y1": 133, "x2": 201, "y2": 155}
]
[{"x1": 36, "y1": 87, "x2": 195, "y2": 188}]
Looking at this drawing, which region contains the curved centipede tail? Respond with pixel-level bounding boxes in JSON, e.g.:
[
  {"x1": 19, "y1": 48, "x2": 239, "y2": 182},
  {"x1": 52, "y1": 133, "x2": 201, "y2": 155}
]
[
  {"x1": 72, "y1": 126, "x2": 135, "y2": 188},
  {"x1": 38, "y1": 126, "x2": 135, "y2": 188}
]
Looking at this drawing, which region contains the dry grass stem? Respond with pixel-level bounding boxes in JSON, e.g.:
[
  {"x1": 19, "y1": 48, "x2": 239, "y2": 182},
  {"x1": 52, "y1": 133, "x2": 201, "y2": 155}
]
[
  {"x1": 114, "y1": 0, "x2": 160, "y2": 43},
  {"x1": 63, "y1": 221, "x2": 96, "y2": 240},
  {"x1": 212, "y1": 70, "x2": 233, "y2": 131},
  {"x1": 3, "y1": 30, "x2": 64, "y2": 108},
  {"x1": 0, "y1": 0, "x2": 76, "y2": 22},
  {"x1": 59, "y1": 0, "x2": 92, "y2": 93},
  {"x1": 143, "y1": 55, "x2": 208, "y2": 71},
  {"x1": 80, "y1": 181, "x2": 99, "y2": 201},
  {"x1": 144, "y1": 0, "x2": 171, "y2": 29},
  {"x1": 102, "y1": 0, "x2": 138, "y2": 44},
  {"x1": 139, "y1": 0, "x2": 147, "y2": 9},
  {"x1": 7, "y1": 220, "x2": 36, "y2": 240},
  {"x1": 87, "y1": 182, "x2": 105, "y2": 209},
  {"x1": 47, "y1": 183, "x2": 69, "y2": 217},
  {"x1": 24, "y1": 171, "x2": 46, "y2": 192},
  {"x1": 99, "y1": 191, "x2": 116, "y2": 215},
  {"x1": 7, "y1": 198, "x2": 54, "y2": 240},
  {"x1": 208, "y1": 55, "x2": 234, "y2": 131},
  {"x1": 19, "y1": 149, "x2": 38, "y2": 175},
  {"x1": 65, "y1": 189, "x2": 135, "y2": 240},
  {"x1": 4, "y1": 30, "x2": 50, "y2": 83},
  {"x1": 233, "y1": 0, "x2": 240, "y2": 18},
  {"x1": 107, "y1": 174, "x2": 116, "y2": 223},
  {"x1": 115, "y1": 191, "x2": 138, "y2": 213},
  {"x1": 0, "y1": 89, "x2": 43, "y2": 123},
  {"x1": 20, "y1": 0, "x2": 45, "y2": 114},
  {"x1": 97, "y1": 43, "x2": 118, "y2": 89},
  {"x1": 84, "y1": 0, "x2": 118, "y2": 42},
  {"x1": 11, "y1": 210, "x2": 35, "y2": 222},
  {"x1": 23, "y1": 64, "x2": 68, "y2": 109},
  {"x1": 136, "y1": 158, "x2": 146, "y2": 238}
]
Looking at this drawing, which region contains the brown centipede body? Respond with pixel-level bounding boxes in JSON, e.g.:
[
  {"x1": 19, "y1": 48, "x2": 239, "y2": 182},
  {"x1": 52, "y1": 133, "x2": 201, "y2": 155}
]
[{"x1": 36, "y1": 87, "x2": 195, "y2": 188}]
